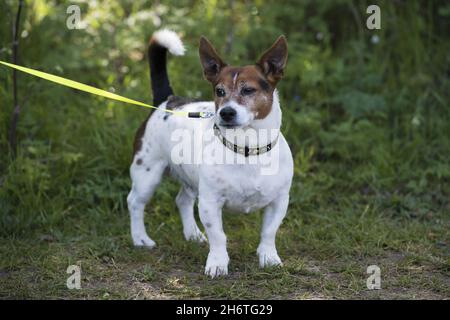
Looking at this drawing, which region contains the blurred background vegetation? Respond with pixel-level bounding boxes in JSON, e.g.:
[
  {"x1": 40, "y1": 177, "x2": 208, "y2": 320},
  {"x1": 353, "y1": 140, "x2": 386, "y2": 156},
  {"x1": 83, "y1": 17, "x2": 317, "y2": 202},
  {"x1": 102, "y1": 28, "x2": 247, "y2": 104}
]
[{"x1": 0, "y1": 0, "x2": 449, "y2": 247}]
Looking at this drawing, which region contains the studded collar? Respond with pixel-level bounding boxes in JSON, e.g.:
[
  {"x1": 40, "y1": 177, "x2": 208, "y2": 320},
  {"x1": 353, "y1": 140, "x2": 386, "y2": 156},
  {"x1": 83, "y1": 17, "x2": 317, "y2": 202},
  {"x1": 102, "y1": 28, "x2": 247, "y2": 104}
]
[{"x1": 213, "y1": 124, "x2": 278, "y2": 157}]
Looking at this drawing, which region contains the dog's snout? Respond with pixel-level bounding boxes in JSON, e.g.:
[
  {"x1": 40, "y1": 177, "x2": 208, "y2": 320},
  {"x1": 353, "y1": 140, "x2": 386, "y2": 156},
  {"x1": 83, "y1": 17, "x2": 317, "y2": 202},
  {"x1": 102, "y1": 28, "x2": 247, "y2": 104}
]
[{"x1": 219, "y1": 107, "x2": 237, "y2": 122}]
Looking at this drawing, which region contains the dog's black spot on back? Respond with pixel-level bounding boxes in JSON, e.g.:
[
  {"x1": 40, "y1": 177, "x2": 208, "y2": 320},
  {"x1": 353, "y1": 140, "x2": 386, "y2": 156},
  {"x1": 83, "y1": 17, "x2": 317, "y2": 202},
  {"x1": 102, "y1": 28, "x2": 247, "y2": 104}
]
[
  {"x1": 163, "y1": 96, "x2": 203, "y2": 120},
  {"x1": 166, "y1": 95, "x2": 202, "y2": 110},
  {"x1": 133, "y1": 115, "x2": 151, "y2": 157}
]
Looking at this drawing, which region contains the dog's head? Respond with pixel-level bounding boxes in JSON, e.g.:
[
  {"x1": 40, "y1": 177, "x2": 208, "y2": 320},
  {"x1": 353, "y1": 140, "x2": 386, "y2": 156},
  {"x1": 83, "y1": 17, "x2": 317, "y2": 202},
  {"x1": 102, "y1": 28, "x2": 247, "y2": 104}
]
[{"x1": 199, "y1": 36, "x2": 288, "y2": 128}]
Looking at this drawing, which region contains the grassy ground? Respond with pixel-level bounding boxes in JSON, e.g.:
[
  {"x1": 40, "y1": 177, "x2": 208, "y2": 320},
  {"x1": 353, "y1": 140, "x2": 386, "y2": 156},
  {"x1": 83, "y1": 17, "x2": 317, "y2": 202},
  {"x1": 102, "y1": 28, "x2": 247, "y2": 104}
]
[
  {"x1": 1, "y1": 47, "x2": 449, "y2": 302},
  {"x1": 1, "y1": 159, "x2": 448, "y2": 299}
]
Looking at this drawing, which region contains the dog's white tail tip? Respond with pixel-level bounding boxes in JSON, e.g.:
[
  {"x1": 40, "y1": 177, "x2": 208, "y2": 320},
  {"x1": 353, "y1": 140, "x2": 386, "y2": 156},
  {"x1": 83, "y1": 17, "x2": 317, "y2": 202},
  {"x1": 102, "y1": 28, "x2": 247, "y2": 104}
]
[{"x1": 152, "y1": 29, "x2": 185, "y2": 56}]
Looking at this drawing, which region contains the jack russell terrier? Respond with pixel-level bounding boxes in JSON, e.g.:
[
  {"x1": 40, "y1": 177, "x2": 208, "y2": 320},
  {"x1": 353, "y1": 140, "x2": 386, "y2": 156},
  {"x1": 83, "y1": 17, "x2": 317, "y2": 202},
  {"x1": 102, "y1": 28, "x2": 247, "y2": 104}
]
[{"x1": 127, "y1": 29, "x2": 293, "y2": 277}]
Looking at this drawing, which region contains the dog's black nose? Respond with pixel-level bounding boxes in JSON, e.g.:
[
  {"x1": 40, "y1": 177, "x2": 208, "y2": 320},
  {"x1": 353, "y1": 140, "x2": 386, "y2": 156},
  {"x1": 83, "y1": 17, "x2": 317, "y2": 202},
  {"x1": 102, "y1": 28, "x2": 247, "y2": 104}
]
[{"x1": 219, "y1": 107, "x2": 236, "y2": 122}]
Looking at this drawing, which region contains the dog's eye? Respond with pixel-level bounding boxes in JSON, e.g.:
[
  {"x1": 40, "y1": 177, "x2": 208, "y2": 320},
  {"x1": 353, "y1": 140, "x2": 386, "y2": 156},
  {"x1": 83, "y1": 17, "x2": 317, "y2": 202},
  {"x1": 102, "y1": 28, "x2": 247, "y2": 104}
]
[
  {"x1": 216, "y1": 88, "x2": 226, "y2": 97},
  {"x1": 241, "y1": 87, "x2": 256, "y2": 96}
]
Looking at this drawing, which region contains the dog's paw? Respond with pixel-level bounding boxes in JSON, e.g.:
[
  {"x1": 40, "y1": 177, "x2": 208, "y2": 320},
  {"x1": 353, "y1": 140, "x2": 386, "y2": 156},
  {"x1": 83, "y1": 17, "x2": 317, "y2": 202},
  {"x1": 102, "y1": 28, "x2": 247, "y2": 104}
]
[
  {"x1": 205, "y1": 264, "x2": 228, "y2": 278},
  {"x1": 132, "y1": 233, "x2": 156, "y2": 248},
  {"x1": 257, "y1": 246, "x2": 283, "y2": 268},
  {"x1": 185, "y1": 228, "x2": 208, "y2": 243},
  {"x1": 205, "y1": 252, "x2": 229, "y2": 278}
]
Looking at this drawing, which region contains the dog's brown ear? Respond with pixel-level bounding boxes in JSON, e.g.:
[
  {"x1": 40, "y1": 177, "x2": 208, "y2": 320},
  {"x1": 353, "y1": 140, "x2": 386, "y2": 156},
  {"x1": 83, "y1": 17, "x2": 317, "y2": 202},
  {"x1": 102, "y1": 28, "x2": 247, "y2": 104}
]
[
  {"x1": 199, "y1": 37, "x2": 227, "y2": 83},
  {"x1": 256, "y1": 36, "x2": 288, "y2": 85}
]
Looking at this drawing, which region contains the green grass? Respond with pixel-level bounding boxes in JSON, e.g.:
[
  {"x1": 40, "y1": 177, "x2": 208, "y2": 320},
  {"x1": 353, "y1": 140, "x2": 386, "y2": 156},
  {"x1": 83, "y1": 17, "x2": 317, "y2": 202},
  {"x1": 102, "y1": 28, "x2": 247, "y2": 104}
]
[{"x1": 0, "y1": 166, "x2": 448, "y2": 299}]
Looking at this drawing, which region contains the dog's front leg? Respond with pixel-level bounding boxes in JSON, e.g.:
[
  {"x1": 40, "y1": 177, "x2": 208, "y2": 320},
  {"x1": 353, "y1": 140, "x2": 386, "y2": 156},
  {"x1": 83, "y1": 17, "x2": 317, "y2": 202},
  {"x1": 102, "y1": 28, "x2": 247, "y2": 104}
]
[
  {"x1": 199, "y1": 198, "x2": 229, "y2": 278},
  {"x1": 257, "y1": 194, "x2": 289, "y2": 268}
]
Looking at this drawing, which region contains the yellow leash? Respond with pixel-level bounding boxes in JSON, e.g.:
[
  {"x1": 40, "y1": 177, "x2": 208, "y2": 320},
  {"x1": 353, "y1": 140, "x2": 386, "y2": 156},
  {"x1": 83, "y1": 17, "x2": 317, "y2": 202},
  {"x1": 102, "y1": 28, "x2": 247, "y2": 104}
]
[{"x1": 0, "y1": 60, "x2": 212, "y2": 118}]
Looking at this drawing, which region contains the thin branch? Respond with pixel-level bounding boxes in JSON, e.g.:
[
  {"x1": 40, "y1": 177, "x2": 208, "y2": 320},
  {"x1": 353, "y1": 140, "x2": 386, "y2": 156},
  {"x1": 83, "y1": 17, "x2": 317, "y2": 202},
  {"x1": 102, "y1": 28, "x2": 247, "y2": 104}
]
[
  {"x1": 8, "y1": 0, "x2": 24, "y2": 157},
  {"x1": 224, "y1": 0, "x2": 235, "y2": 55}
]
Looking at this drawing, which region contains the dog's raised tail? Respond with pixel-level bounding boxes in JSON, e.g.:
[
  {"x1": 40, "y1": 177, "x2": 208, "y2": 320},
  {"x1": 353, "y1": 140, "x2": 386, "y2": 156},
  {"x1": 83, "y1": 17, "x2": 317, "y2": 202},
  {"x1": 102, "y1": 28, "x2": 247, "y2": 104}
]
[{"x1": 148, "y1": 29, "x2": 185, "y2": 107}]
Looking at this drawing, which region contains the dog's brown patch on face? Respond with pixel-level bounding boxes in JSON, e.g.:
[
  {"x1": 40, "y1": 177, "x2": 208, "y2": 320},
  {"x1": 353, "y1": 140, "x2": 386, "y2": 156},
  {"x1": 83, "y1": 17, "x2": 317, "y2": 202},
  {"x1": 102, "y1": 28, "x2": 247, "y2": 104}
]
[
  {"x1": 213, "y1": 65, "x2": 274, "y2": 119},
  {"x1": 199, "y1": 35, "x2": 288, "y2": 121}
]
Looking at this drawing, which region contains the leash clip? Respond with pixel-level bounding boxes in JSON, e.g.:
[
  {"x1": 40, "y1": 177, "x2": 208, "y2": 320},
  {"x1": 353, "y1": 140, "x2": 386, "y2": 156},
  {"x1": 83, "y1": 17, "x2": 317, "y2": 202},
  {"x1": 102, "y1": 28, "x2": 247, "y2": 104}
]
[{"x1": 188, "y1": 111, "x2": 215, "y2": 118}]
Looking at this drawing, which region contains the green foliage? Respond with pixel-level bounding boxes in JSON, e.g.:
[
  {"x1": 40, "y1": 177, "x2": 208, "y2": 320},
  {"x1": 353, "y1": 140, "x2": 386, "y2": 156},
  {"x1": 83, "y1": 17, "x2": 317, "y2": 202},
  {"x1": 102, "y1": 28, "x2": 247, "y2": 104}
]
[{"x1": 0, "y1": 0, "x2": 449, "y2": 298}]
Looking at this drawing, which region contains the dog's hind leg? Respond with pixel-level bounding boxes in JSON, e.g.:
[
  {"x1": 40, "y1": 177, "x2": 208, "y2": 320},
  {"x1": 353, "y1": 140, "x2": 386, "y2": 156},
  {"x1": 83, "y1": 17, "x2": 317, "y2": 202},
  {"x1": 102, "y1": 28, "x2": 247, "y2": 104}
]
[
  {"x1": 127, "y1": 158, "x2": 167, "y2": 248},
  {"x1": 176, "y1": 186, "x2": 207, "y2": 243}
]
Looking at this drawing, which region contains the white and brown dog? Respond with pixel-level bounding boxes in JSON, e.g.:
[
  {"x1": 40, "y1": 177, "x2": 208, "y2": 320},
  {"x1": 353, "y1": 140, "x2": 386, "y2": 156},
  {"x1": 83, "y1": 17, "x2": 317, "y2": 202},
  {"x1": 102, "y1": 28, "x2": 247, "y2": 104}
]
[{"x1": 127, "y1": 29, "x2": 293, "y2": 277}]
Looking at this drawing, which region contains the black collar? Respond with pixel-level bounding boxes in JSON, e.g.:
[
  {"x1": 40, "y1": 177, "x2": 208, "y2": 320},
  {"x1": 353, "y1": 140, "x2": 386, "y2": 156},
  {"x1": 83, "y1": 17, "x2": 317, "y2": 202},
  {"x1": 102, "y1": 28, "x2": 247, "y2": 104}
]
[{"x1": 213, "y1": 124, "x2": 278, "y2": 157}]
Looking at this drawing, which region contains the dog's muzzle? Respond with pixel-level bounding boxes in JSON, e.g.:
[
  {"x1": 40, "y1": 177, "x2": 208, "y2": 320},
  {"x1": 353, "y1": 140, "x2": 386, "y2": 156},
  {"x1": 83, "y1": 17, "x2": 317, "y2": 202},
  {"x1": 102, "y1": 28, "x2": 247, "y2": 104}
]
[{"x1": 219, "y1": 106, "x2": 238, "y2": 127}]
